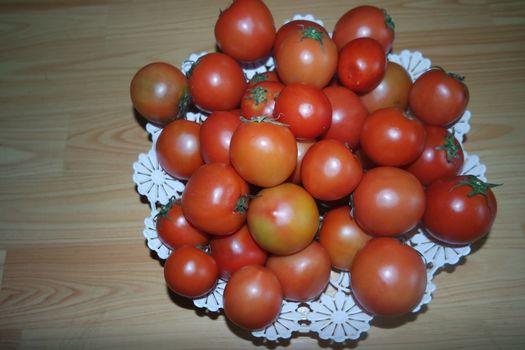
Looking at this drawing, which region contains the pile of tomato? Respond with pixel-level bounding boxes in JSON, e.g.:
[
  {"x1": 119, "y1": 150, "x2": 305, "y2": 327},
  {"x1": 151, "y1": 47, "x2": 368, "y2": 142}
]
[{"x1": 130, "y1": 0, "x2": 499, "y2": 333}]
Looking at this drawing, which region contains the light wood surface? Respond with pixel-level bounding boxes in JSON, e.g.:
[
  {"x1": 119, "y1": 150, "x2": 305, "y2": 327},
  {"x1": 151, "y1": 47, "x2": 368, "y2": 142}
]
[{"x1": 1, "y1": 0, "x2": 524, "y2": 349}]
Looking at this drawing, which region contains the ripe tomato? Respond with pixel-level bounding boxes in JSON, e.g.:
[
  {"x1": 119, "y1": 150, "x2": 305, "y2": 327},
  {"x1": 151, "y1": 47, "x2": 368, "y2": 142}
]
[
  {"x1": 130, "y1": 62, "x2": 189, "y2": 126},
  {"x1": 405, "y1": 126, "x2": 464, "y2": 186},
  {"x1": 214, "y1": 0, "x2": 275, "y2": 62},
  {"x1": 156, "y1": 119, "x2": 203, "y2": 180},
  {"x1": 188, "y1": 53, "x2": 247, "y2": 112},
  {"x1": 318, "y1": 206, "x2": 371, "y2": 271},
  {"x1": 181, "y1": 163, "x2": 249, "y2": 236},
  {"x1": 248, "y1": 183, "x2": 319, "y2": 255},
  {"x1": 164, "y1": 245, "x2": 219, "y2": 299},
  {"x1": 409, "y1": 67, "x2": 469, "y2": 126},
  {"x1": 287, "y1": 139, "x2": 315, "y2": 184},
  {"x1": 423, "y1": 175, "x2": 499, "y2": 245},
  {"x1": 350, "y1": 237, "x2": 427, "y2": 316},
  {"x1": 240, "y1": 81, "x2": 283, "y2": 119},
  {"x1": 209, "y1": 225, "x2": 267, "y2": 279},
  {"x1": 321, "y1": 85, "x2": 368, "y2": 149},
  {"x1": 247, "y1": 70, "x2": 280, "y2": 88},
  {"x1": 230, "y1": 118, "x2": 297, "y2": 187},
  {"x1": 273, "y1": 83, "x2": 332, "y2": 139},
  {"x1": 301, "y1": 140, "x2": 363, "y2": 201},
  {"x1": 275, "y1": 26, "x2": 337, "y2": 88},
  {"x1": 266, "y1": 241, "x2": 331, "y2": 302},
  {"x1": 199, "y1": 110, "x2": 241, "y2": 165},
  {"x1": 360, "y1": 107, "x2": 426, "y2": 167},
  {"x1": 353, "y1": 167, "x2": 425, "y2": 236},
  {"x1": 360, "y1": 61, "x2": 412, "y2": 113},
  {"x1": 273, "y1": 19, "x2": 329, "y2": 54},
  {"x1": 223, "y1": 265, "x2": 283, "y2": 331},
  {"x1": 332, "y1": 5, "x2": 395, "y2": 53},
  {"x1": 338, "y1": 38, "x2": 387, "y2": 94}
]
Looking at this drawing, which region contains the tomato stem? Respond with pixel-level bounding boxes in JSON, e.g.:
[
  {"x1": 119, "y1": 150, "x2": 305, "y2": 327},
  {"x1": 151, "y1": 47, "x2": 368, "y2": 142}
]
[
  {"x1": 301, "y1": 26, "x2": 325, "y2": 46},
  {"x1": 240, "y1": 115, "x2": 289, "y2": 127},
  {"x1": 453, "y1": 175, "x2": 501, "y2": 197},
  {"x1": 383, "y1": 9, "x2": 395, "y2": 32},
  {"x1": 435, "y1": 129, "x2": 461, "y2": 163},
  {"x1": 234, "y1": 195, "x2": 255, "y2": 214},
  {"x1": 244, "y1": 86, "x2": 268, "y2": 105}
]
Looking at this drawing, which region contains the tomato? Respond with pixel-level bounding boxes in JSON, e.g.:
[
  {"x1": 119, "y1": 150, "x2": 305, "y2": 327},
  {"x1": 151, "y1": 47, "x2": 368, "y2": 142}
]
[
  {"x1": 337, "y1": 38, "x2": 387, "y2": 94},
  {"x1": 350, "y1": 237, "x2": 427, "y2": 316},
  {"x1": 248, "y1": 183, "x2": 319, "y2": 255},
  {"x1": 130, "y1": 62, "x2": 189, "y2": 126},
  {"x1": 321, "y1": 85, "x2": 368, "y2": 149},
  {"x1": 332, "y1": 5, "x2": 395, "y2": 53},
  {"x1": 360, "y1": 61, "x2": 412, "y2": 113},
  {"x1": 423, "y1": 175, "x2": 499, "y2": 245},
  {"x1": 156, "y1": 119, "x2": 203, "y2": 180},
  {"x1": 318, "y1": 206, "x2": 371, "y2": 271},
  {"x1": 164, "y1": 245, "x2": 219, "y2": 299},
  {"x1": 405, "y1": 126, "x2": 464, "y2": 186},
  {"x1": 223, "y1": 265, "x2": 283, "y2": 331},
  {"x1": 266, "y1": 241, "x2": 331, "y2": 302},
  {"x1": 273, "y1": 83, "x2": 332, "y2": 139},
  {"x1": 409, "y1": 67, "x2": 469, "y2": 127},
  {"x1": 240, "y1": 81, "x2": 283, "y2": 119},
  {"x1": 353, "y1": 167, "x2": 425, "y2": 236},
  {"x1": 214, "y1": 0, "x2": 275, "y2": 62},
  {"x1": 181, "y1": 163, "x2": 249, "y2": 236},
  {"x1": 287, "y1": 139, "x2": 315, "y2": 184},
  {"x1": 199, "y1": 110, "x2": 242, "y2": 165},
  {"x1": 275, "y1": 26, "x2": 337, "y2": 88},
  {"x1": 273, "y1": 19, "x2": 329, "y2": 54},
  {"x1": 230, "y1": 118, "x2": 297, "y2": 187},
  {"x1": 188, "y1": 53, "x2": 247, "y2": 112},
  {"x1": 301, "y1": 140, "x2": 363, "y2": 201},
  {"x1": 360, "y1": 107, "x2": 426, "y2": 167},
  {"x1": 247, "y1": 70, "x2": 280, "y2": 88},
  {"x1": 209, "y1": 225, "x2": 267, "y2": 279},
  {"x1": 156, "y1": 199, "x2": 210, "y2": 250}
]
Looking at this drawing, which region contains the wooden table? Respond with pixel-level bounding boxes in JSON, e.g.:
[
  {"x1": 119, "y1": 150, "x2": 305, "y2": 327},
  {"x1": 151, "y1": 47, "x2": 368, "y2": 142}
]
[{"x1": 1, "y1": 1, "x2": 524, "y2": 349}]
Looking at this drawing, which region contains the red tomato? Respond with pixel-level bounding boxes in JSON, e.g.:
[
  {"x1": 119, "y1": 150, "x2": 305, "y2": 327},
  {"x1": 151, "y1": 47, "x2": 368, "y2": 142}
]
[
  {"x1": 266, "y1": 241, "x2": 331, "y2": 302},
  {"x1": 164, "y1": 245, "x2": 219, "y2": 298},
  {"x1": 188, "y1": 53, "x2": 247, "y2": 112},
  {"x1": 405, "y1": 126, "x2": 464, "y2": 186},
  {"x1": 409, "y1": 67, "x2": 469, "y2": 126},
  {"x1": 248, "y1": 183, "x2": 319, "y2": 255},
  {"x1": 353, "y1": 167, "x2": 425, "y2": 236},
  {"x1": 338, "y1": 38, "x2": 387, "y2": 94},
  {"x1": 273, "y1": 83, "x2": 332, "y2": 139},
  {"x1": 351, "y1": 237, "x2": 427, "y2": 316},
  {"x1": 287, "y1": 139, "x2": 315, "y2": 184},
  {"x1": 223, "y1": 265, "x2": 283, "y2": 331},
  {"x1": 230, "y1": 118, "x2": 297, "y2": 187},
  {"x1": 273, "y1": 20, "x2": 329, "y2": 54},
  {"x1": 360, "y1": 107, "x2": 426, "y2": 167},
  {"x1": 199, "y1": 110, "x2": 242, "y2": 165},
  {"x1": 214, "y1": 0, "x2": 275, "y2": 62},
  {"x1": 301, "y1": 140, "x2": 363, "y2": 201},
  {"x1": 423, "y1": 175, "x2": 499, "y2": 245},
  {"x1": 130, "y1": 62, "x2": 189, "y2": 126},
  {"x1": 240, "y1": 81, "x2": 284, "y2": 119},
  {"x1": 318, "y1": 206, "x2": 371, "y2": 271},
  {"x1": 321, "y1": 85, "x2": 368, "y2": 149},
  {"x1": 181, "y1": 163, "x2": 249, "y2": 236},
  {"x1": 209, "y1": 225, "x2": 267, "y2": 279},
  {"x1": 156, "y1": 119, "x2": 203, "y2": 180},
  {"x1": 332, "y1": 5, "x2": 395, "y2": 53},
  {"x1": 247, "y1": 70, "x2": 280, "y2": 88}
]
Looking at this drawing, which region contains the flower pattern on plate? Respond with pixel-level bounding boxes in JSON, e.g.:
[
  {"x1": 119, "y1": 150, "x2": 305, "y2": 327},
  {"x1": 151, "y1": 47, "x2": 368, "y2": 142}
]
[
  {"x1": 193, "y1": 278, "x2": 226, "y2": 312},
  {"x1": 142, "y1": 208, "x2": 171, "y2": 260},
  {"x1": 252, "y1": 301, "x2": 305, "y2": 341}
]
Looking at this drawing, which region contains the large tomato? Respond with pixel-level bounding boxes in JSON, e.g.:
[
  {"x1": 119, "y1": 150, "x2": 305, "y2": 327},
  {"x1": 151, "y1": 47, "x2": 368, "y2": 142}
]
[
  {"x1": 214, "y1": 0, "x2": 275, "y2": 62},
  {"x1": 248, "y1": 183, "x2": 319, "y2": 255},
  {"x1": 199, "y1": 110, "x2": 241, "y2": 165},
  {"x1": 273, "y1": 19, "x2": 329, "y2": 54},
  {"x1": 350, "y1": 237, "x2": 427, "y2": 316},
  {"x1": 240, "y1": 81, "x2": 283, "y2": 119},
  {"x1": 266, "y1": 241, "x2": 331, "y2": 302},
  {"x1": 156, "y1": 119, "x2": 203, "y2": 180},
  {"x1": 287, "y1": 139, "x2": 315, "y2": 184},
  {"x1": 423, "y1": 175, "x2": 499, "y2": 245}
]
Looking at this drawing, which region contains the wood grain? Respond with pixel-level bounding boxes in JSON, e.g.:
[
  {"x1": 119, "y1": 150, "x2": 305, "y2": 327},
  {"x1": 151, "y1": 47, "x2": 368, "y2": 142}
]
[{"x1": 1, "y1": 0, "x2": 525, "y2": 349}]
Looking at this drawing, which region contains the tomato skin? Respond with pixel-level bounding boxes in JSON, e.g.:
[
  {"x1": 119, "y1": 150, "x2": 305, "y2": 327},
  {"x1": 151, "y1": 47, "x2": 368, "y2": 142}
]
[
  {"x1": 266, "y1": 241, "x2": 331, "y2": 302},
  {"x1": 209, "y1": 225, "x2": 267, "y2": 279},
  {"x1": 287, "y1": 139, "x2": 316, "y2": 184},
  {"x1": 318, "y1": 206, "x2": 371, "y2": 271},
  {"x1": 409, "y1": 68, "x2": 469, "y2": 126},
  {"x1": 241, "y1": 81, "x2": 284, "y2": 119},
  {"x1": 248, "y1": 183, "x2": 319, "y2": 256},
  {"x1": 353, "y1": 167, "x2": 425, "y2": 236},
  {"x1": 199, "y1": 110, "x2": 242, "y2": 165},
  {"x1": 181, "y1": 163, "x2": 249, "y2": 236},
  {"x1": 214, "y1": 0, "x2": 275, "y2": 62},
  {"x1": 350, "y1": 237, "x2": 427, "y2": 316},
  {"x1": 423, "y1": 176, "x2": 498, "y2": 245},
  {"x1": 156, "y1": 119, "x2": 203, "y2": 180},
  {"x1": 164, "y1": 245, "x2": 219, "y2": 299},
  {"x1": 301, "y1": 140, "x2": 363, "y2": 201},
  {"x1": 223, "y1": 265, "x2": 283, "y2": 331},
  {"x1": 273, "y1": 20, "x2": 329, "y2": 54}
]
